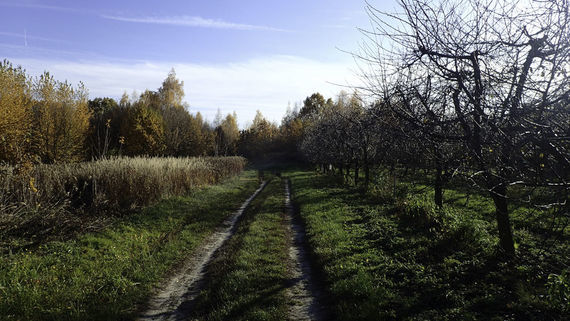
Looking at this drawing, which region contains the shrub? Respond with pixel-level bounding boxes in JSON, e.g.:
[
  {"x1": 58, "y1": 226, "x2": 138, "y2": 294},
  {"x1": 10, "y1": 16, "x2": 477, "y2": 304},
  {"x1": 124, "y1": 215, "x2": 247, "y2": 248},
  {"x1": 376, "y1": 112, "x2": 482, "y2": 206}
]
[
  {"x1": 547, "y1": 270, "x2": 570, "y2": 313},
  {"x1": 396, "y1": 194, "x2": 443, "y2": 231},
  {"x1": 396, "y1": 194, "x2": 494, "y2": 256}
]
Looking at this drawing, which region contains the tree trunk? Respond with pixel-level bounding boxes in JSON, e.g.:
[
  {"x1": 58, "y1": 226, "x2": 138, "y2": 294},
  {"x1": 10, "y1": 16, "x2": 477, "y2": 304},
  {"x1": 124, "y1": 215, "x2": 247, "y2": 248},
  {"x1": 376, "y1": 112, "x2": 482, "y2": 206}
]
[
  {"x1": 364, "y1": 162, "x2": 370, "y2": 188},
  {"x1": 391, "y1": 164, "x2": 397, "y2": 197},
  {"x1": 490, "y1": 184, "x2": 515, "y2": 255},
  {"x1": 354, "y1": 161, "x2": 359, "y2": 186},
  {"x1": 363, "y1": 147, "x2": 370, "y2": 188},
  {"x1": 434, "y1": 159, "x2": 443, "y2": 207}
]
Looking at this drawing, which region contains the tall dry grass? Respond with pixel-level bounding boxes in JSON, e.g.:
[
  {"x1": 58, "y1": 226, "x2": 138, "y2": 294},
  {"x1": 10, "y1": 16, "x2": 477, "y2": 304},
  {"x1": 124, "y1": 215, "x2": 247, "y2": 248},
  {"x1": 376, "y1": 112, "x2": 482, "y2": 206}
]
[{"x1": 0, "y1": 156, "x2": 247, "y2": 251}]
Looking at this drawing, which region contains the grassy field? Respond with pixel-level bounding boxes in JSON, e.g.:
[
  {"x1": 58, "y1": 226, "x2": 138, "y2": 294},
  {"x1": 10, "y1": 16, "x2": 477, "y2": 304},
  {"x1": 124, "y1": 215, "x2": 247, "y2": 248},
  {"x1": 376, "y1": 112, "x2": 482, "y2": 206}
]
[
  {"x1": 0, "y1": 170, "x2": 258, "y2": 321},
  {"x1": 189, "y1": 177, "x2": 292, "y2": 321},
  {"x1": 1, "y1": 163, "x2": 567, "y2": 320},
  {"x1": 288, "y1": 169, "x2": 569, "y2": 320}
]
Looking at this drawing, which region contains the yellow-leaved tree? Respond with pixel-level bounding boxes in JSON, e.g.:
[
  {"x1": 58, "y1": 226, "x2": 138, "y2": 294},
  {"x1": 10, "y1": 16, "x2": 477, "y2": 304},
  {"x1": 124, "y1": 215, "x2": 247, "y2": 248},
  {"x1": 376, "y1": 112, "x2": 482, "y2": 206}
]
[
  {"x1": 238, "y1": 110, "x2": 278, "y2": 160},
  {"x1": 32, "y1": 72, "x2": 91, "y2": 163},
  {"x1": 121, "y1": 102, "x2": 166, "y2": 156},
  {"x1": 0, "y1": 60, "x2": 33, "y2": 164},
  {"x1": 214, "y1": 112, "x2": 239, "y2": 156}
]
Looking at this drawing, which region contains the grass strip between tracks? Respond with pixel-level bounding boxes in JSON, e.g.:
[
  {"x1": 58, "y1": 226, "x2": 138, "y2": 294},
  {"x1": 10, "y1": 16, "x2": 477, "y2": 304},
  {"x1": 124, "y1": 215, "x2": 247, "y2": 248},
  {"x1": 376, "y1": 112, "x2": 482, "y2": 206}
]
[{"x1": 189, "y1": 178, "x2": 291, "y2": 321}]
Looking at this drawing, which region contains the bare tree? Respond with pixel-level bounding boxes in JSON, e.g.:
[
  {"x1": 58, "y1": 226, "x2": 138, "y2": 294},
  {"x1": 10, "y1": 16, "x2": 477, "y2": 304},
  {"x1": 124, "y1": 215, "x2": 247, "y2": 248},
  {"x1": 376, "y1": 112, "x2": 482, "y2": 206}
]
[{"x1": 358, "y1": 0, "x2": 570, "y2": 254}]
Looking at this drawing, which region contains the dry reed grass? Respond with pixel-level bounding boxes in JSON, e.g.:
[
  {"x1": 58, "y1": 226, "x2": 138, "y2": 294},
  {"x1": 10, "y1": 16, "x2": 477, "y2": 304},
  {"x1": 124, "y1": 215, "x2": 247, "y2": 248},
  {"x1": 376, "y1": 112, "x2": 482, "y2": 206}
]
[{"x1": 0, "y1": 156, "x2": 246, "y2": 251}]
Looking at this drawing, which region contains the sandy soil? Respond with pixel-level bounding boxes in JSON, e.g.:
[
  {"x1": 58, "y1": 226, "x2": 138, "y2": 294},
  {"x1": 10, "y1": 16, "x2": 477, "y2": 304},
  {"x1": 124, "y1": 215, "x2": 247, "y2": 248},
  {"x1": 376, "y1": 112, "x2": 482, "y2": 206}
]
[
  {"x1": 137, "y1": 181, "x2": 268, "y2": 321},
  {"x1": 284, "y1": 179, "x2": 328, "y2": 321}
]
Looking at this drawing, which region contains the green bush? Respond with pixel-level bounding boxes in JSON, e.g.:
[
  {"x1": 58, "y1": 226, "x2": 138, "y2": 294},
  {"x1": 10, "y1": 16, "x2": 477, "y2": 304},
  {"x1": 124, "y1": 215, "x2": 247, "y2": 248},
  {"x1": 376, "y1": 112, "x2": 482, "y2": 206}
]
[
  {"x1": 547, "y1": 270, "x2": 570, "y2": 312},
  {"x1": 397, "y1": 194, "x2": 442, "y2": 231}
]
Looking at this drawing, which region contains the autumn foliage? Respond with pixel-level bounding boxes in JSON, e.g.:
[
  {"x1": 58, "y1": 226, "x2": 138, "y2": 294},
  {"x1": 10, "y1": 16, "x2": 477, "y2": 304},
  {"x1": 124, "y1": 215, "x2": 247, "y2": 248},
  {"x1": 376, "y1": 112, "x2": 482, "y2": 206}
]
[
  {"x1": 0, "y1": 63, "x2": 251, "y2": 165},
  {"x1": 0, "y1": 61, "x2": 33, "y2": 165},
  {"x1": 0, "y1": 60, "x2": 91, "y2": 165}
]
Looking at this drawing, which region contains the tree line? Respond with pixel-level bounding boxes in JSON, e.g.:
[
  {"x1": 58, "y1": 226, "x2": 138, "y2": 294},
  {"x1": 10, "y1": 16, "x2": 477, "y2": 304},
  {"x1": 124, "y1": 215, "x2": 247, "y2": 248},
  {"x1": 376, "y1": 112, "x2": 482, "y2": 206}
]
[
  {"x1": 0, "y1": 61, "x2": 287, "y2": 168},
  {"x1": 297, "y1": 0, "x2": 569, "y2": 256}
]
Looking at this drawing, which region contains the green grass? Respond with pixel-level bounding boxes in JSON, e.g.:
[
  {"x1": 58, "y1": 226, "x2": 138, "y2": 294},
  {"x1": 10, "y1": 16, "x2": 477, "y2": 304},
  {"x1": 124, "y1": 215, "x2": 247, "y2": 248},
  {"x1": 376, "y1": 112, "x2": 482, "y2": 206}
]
[
  {"x1": 189, "y1": 178, "x2": 291, "y2": 321},
  {"x1": 0, "y1": 170, "x2": 259, "y2": 321},
  {"x1": 288, "y1": 169, "x2": 569, "y2": 321}
]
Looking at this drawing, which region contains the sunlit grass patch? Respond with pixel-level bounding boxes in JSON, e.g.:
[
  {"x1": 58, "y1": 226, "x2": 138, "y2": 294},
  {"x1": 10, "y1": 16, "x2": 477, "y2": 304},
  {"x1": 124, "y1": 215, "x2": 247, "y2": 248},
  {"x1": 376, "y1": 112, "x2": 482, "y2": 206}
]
[{"x1": 289, "y1": 169, "x2": 569, "y2": 320}]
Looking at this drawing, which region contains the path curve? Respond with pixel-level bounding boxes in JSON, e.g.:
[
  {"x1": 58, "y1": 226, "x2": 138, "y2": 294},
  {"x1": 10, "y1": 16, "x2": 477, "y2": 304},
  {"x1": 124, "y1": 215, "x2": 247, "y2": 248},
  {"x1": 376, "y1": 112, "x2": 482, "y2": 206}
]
[
  {"x1": 284, "y1": 179, "x2": 328, "y2": 321},
  {"x1": 138, "y1": 181, "x2": 268, "y2": 321}
]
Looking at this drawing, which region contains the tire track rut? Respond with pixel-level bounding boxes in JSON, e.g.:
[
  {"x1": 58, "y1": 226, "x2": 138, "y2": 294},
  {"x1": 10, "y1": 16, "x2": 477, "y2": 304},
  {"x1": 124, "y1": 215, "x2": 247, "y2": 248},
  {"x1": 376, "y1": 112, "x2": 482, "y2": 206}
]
[
  {"x1": 284, "y1": 179, "x2": 328, "y2": 321},
  {"x1": 138, "y1": 181, "x2": 268, "y2": 321}
]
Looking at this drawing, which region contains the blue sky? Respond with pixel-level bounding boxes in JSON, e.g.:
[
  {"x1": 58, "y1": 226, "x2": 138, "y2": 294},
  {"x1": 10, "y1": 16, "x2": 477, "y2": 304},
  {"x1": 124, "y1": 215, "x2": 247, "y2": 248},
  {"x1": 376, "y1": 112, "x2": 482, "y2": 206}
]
[{"x1": 0, "y1": 0, "x2": 394, "y2": 126}]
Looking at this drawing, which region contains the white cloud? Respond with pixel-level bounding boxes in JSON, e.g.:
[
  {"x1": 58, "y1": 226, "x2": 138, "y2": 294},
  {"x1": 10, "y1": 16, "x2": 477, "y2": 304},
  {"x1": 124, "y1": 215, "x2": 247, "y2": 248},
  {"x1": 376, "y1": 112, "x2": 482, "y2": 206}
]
[
  {"x1": 0, "y1": 42, "x2": 87, "y2": 58},
  {"x1": 101, "y1": 15, "x2": 288, "y2": 32},
  {"x1": 0, "y1": 2, "x2": 88, "y2": 14},
  {"x1": 0, "y1": 3, "x2": 285, "y2": 32},
  {"x1": 6, "y1": 56, "x2": 361, "y2": 127},
  {"x1": 0, "y1": 31, "x2": 67, "y2": 44}
]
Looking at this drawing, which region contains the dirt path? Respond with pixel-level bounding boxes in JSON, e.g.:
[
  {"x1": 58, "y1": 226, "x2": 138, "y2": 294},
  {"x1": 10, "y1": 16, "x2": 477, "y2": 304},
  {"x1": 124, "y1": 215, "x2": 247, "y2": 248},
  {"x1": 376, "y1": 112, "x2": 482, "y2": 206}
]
[
  {"x1": 138, "y1": 181, "x2": 268, "y2": 321},
  {"x1": 284, "y1": 179, "x2": 328, "y2": 321}
]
